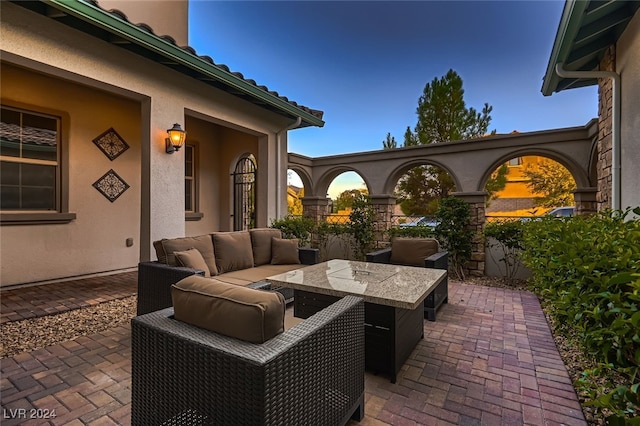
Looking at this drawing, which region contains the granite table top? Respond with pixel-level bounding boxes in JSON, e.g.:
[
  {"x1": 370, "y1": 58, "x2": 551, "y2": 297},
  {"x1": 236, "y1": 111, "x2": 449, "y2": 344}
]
[{"x1": 267, "y1": 259, "x2": 447, "y2": 310}]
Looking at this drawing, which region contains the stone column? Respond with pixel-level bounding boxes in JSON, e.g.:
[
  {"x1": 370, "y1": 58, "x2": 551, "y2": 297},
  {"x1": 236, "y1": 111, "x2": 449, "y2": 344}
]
[
  {"x1": 573, "y1": 187, "x2": 598, "y2": 215},
  {"x1": 301, "y1": 196, "x2": 331, "y2": 222},
  {"x1": 597, "y1": 46, "x2": 615, "y2": 210},
  {"x1": 369, "y1": 195, "x2": 396, "y2": 249},
  {"x1": 452, "y1": 191, "x2": 487, "y2": 277}
]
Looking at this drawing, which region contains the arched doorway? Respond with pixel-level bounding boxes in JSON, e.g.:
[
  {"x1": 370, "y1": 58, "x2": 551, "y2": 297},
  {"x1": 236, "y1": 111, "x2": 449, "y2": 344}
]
[{"x1": 232, "y1": 155, "x2": 256, "y2": 231}]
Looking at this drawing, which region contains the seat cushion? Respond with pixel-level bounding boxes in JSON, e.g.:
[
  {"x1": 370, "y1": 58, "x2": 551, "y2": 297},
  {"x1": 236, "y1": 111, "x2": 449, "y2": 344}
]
[
  {"x1": 172, "y1": 275, "x2": 285, "y2": 344},
  {"x1": 390, "y1": 237, "x2": 439, "y2": 267},
  {"x1": 159, "y1": 235, "x2": 218, "y2": 275},
  {"x1": 212, "y1": 231, "x2": 254, "y2": 274},
  {"x1": 249, "y1": 228, "x2": 282, "y2": 266},
  {"x1": 174, "y1": 248, "x2": 211, "y2": 277},
  {"x1": 271, "y1": 238, "x2": 300, "y2": 265}
]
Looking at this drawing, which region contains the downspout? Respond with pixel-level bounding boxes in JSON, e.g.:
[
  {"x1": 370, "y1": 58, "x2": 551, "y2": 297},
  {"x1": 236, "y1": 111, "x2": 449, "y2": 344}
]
[
  {"x1": 276, "y1": 117, "x2": 302, "y2": 218},
  {"x1": 555, "y1": 63, "x2": 621, "y2": 210}
]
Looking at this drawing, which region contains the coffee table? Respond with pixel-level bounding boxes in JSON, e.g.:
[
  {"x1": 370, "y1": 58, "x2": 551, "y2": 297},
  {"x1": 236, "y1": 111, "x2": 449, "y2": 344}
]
[{"x1": 267, "y1": 259, "x2": 447, "y2": 383}]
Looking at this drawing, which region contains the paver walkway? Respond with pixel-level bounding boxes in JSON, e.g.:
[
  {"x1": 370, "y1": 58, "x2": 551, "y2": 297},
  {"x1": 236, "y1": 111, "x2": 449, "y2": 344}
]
[{"x1": 0, "y1": 273, "x2": 587, "y2": 425}]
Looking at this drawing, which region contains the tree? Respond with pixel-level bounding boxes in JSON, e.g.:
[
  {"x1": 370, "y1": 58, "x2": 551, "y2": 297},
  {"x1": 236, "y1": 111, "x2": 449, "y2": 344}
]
[
  {"x1": 485, "y1": 164, "x2": 509, "y2": 204},
  {"x1": 335, "y1": 188, "x2": 368, "y2": 211},
  {"x1": 522, "y1": 158, "x2": 576, "y2": 207},
  {"x1": 287, "y1": 186, "x2": 304, "y2": 215},
  {"x1": 382, "y1": 132, "x2": 397, "y2": 149},
  {"x1": 389, "y1": 69, "x2": 499, "y2": 215}
]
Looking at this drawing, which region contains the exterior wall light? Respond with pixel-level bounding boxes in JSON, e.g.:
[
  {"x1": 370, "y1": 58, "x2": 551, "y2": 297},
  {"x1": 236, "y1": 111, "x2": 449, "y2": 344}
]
[{"x1": 166, "y1": 123, "x2": 187, "y2": 154}]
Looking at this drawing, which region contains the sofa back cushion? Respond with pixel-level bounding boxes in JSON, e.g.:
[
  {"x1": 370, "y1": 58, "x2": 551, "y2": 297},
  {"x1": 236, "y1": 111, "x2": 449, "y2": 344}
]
[
  {"x1": 171, "y1": 275, "x2": 285, "y2": 343},
  {"x1": 271, "y1": 238, "x2": 301, "y2": 265},
  {"x1": 390, "y1": 237, "x2": 439, "y2": 267},
  {"x1": 157, "y1": 235, "x2": 218, "y2": 275},
  {"x1": 212, "y1": 231, "x2": 254, "y2": 274},
  {"x1": 249, "y1": 228, "x2": 282, "y2": 266},
  {"x1": 174, "y1": 248, "x2": 211, "y2": 277}
]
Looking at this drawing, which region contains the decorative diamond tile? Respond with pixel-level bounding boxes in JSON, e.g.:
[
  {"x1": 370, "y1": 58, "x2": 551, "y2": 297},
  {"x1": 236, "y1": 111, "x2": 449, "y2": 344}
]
[
  {"x1": 93, "y1": 169, "x2": 130, "y2": 202},
  {"x1": 93, "y1": 128, "x2": 129, "y2": 161}
]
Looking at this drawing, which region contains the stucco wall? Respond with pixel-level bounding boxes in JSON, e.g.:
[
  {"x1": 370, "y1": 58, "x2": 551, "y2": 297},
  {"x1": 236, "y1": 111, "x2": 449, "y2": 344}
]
[
  {"x1": 0, "y1": 63, "x2": 141, "y2": 285},
  {"x1": 617, "y1": 11, "x2": 640, "y2": 213},
  {"x1": 98, "y1": 0, "x2": 189, "y2": 46},
  {"x1": 1, "y1": 2, "x2": 293, "y2": 285}
]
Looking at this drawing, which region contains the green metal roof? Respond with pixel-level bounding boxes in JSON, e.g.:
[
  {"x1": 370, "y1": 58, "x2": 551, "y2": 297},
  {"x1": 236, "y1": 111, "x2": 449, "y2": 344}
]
[
  {"x1": 10, "y1": 0, "x2": 324, "y2": 128},
  {"x1": 542, "y1": 0, "x2": 640, "y2": 96}
]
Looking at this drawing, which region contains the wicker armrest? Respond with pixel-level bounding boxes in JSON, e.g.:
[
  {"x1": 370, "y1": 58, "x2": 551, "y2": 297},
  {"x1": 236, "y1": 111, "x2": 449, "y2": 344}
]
[
  {"x1": 137, "y1": 261, "x2": 203, "y2": 315},
  {"x1": 299, "y1": 247, "x2": 320, "y2": 265},
  {"x1": 132, "y1": 295, "x2": 365, "y2": 426},
  {"x1": 365, "y1": 248, "x2": 392, "y2": 264},
  {"x1": 425, "y1": 251, "x2": 448, "y2": 270}
]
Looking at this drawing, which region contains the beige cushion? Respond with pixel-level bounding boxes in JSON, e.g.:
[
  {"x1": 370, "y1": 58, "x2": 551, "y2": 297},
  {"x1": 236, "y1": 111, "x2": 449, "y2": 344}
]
[
  {"x1": 153, "y1": 240, "x2": 167, "y2": 263},
  {"x1": 212, "y1": 231, "x2": 254, "y2": 274},
  {"x1": 174, "y1": 248, "x2": 211, "y2": 277},
  {"x1": 271, "y1": 238, "x2": 300, "y2": 265},
  {"x1": 213, "y1": 275, "x2": 253, "y2": 286},
  {"x1": 250, "y1": 228, "x2": 282, "y2": 266},
  {"x1": 390, "y1": 238, "x2": 439, "y2": 267},
  {"x1": 172, "y1": 275, "x2": 285, "y2": 343},
  {"x1": 161, "y1": 235, "x2": 218, "y2": 276}
]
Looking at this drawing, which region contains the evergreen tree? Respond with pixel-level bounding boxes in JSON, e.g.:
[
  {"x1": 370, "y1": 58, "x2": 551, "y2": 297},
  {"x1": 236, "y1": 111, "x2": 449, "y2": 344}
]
[
  {"x1": 382, "y1": 132, "x2": 397, "y2": 149},
  {"x1": 395, "y1": 69, "x2": 501, "y2": 215}
]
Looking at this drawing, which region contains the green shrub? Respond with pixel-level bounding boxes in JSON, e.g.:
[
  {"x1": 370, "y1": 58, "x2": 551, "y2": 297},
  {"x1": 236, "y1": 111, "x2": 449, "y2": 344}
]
[
  {"x1": 349, "y1": 194, "x2": 375, "y2": 260},
  {"x1": 388, "y1": 225, "x2": 436, "y2": 239},
  {"x1": 270, "y1": 215, "x2": 315, "y2": 246},
  {"x1": 434, "y1": 197, "x2": 473, "y2": 280},
  {"x1": 520, "y1": 208, "x2": 640, "y2": 421}
]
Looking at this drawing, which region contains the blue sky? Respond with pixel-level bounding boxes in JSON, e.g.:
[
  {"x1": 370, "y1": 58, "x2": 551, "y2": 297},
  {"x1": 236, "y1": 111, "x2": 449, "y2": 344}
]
[{"x1": 188, "y1": 1, "x2": 598, "y2": 196}]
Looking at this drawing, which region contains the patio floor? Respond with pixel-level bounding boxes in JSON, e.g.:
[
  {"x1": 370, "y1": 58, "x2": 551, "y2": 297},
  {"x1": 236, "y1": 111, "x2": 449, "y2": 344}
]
[{"x1": 0, "y1": 272, "x2": 587, "y2": 425}]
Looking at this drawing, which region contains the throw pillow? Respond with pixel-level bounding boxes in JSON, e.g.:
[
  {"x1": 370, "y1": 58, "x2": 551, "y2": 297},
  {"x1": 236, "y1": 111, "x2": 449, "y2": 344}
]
[
  {"x1": 171, "y1": 275, "x2": 285, "y2": 344},
  {"x1": 249, "y1": 228, "x2": 282, "y2": 266},
  {"x1": 173, "y1": 248, "x2": 211, "y2": 277},
  {"x1": 160, "y1": 235, "x2": 218, "y2": 275},
  {"x1": 390, "y1": 237, "x2": 439, "y2": 267},
  {"x1": 211, "y1": 231, "x2": 254, "y2": 273},
  {"x1": 271, "y1": 238, "x2": 300, "y2": 265}
]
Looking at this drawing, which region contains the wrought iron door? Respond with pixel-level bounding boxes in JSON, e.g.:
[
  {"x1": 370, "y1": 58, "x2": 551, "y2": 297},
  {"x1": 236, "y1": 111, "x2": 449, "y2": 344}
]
[{"x1": 232, "y1": 156, "x2": 256, "y2": 231}]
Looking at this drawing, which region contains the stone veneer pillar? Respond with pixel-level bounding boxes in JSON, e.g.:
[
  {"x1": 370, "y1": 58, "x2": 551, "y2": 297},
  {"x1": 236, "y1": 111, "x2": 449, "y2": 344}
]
[
  {"x1": 597, "y1": 46, "x2": 615, "y2": 210},
  {"x1": 573, "y1": 187, "x2": 598, "y2": 215},
  {"x1": 452, "y1": 191, "x2": 487, "y2": 277},
  {"x1": 369, "y1": 195, "x2": 396, "y2": 249},
  {"x1": 301, "y1": 196, "x2": 331, "y2": 222}
]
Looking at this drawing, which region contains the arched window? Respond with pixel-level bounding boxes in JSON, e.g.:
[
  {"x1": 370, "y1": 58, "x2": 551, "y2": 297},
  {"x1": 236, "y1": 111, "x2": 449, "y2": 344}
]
[{"x1": 232, "y1": 155, "x2": 256, "y2": 231}]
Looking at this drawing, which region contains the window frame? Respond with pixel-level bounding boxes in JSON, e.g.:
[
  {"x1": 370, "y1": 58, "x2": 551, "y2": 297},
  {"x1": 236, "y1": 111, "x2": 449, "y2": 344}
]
[
  {"x1": 184, "y1": 142, "x2": 202, "y2": 221},
  {"x1": 0, "y1": 101, "x2": 75, "y2": 225}
]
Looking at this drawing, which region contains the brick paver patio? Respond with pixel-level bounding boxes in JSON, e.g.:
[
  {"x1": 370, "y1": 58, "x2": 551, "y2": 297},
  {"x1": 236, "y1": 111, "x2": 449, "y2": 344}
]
[{"x1": 0, "y1": 273, "x2": 587, "y2": 425}]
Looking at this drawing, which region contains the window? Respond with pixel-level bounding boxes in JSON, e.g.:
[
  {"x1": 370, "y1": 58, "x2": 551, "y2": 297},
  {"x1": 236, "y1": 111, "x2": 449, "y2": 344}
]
[
  {"x1": 508, "y1": 157, "x2": 523, "y2": 166},
  {"x1": 1, "y1": 106, "x2": 59, "y2": 211},
  {"x1": 184, "y1": 144, "x2": 202, "y2": 220}
]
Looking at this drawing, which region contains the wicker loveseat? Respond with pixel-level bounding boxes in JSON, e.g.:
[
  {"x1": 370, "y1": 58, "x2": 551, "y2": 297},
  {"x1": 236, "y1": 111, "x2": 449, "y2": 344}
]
[
  {"x1": 366, "y1": 237, "x2": 448, "y2": 321},
  {"x1": 137, "y1": 228, "x2": 319, "y2": 315},
  {"x1": 131, "y1": 295, "x2": 365, "y2": 426}
]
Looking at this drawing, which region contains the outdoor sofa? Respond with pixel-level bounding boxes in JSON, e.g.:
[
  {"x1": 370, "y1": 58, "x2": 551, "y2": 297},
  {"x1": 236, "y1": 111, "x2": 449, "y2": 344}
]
[
  {"x1": 137, "y1": 228, "x2": 319, "y2": 315},
  {"x1": 366, "y1": 237, "x2": 448, "y2": 321},
  {"x1": 131, "y1": 274, "x2": 365, "y2": 426}
]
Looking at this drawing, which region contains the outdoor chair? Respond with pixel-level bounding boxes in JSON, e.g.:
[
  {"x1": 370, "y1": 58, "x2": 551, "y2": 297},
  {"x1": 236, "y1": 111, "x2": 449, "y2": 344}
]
[
  {"x1": 366, "y1": 237, "x2": 448, "y2": 321},
  {"x1": 131, "y1": 294, "x2": 365, "y2": 426}
]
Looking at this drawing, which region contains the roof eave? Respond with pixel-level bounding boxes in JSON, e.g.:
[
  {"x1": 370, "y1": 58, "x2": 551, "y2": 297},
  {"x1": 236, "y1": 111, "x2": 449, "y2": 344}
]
[
  {"x1": 541, "y1": 0, "x2": 591, "y2": 96},
  {"x1": 40, "y1": 0, "x2": 324, "y2": 128}
]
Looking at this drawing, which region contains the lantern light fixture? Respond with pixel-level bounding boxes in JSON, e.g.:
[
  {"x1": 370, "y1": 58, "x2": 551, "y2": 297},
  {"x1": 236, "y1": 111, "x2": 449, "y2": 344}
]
[{"x1": 165, "y1": 123, "x2": 187, "y2": 154}]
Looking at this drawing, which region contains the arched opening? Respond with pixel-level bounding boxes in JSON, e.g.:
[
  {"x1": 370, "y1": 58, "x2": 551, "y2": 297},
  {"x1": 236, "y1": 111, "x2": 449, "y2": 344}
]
[
  {"x1": 286, "y1": 169, "x2": 305, "y2": 216},
  {"x1": 232, "y1": 155, "x2": 256, "y2": 231},
  {"x1": 391, "y1": 163, "x2": 457, "y2": 226},
  {"x1": 484, "y1": 155, "x2": 577, "y2": 220},
  {"x1": 327, "y1": 171, "x2": 368, "y2": 216}
]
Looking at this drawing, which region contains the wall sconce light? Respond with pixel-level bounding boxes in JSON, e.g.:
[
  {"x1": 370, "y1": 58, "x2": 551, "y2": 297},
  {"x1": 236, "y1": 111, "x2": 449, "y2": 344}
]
[{"x1": 165, "y1": 123, "x2": 187, "y2": 154}]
